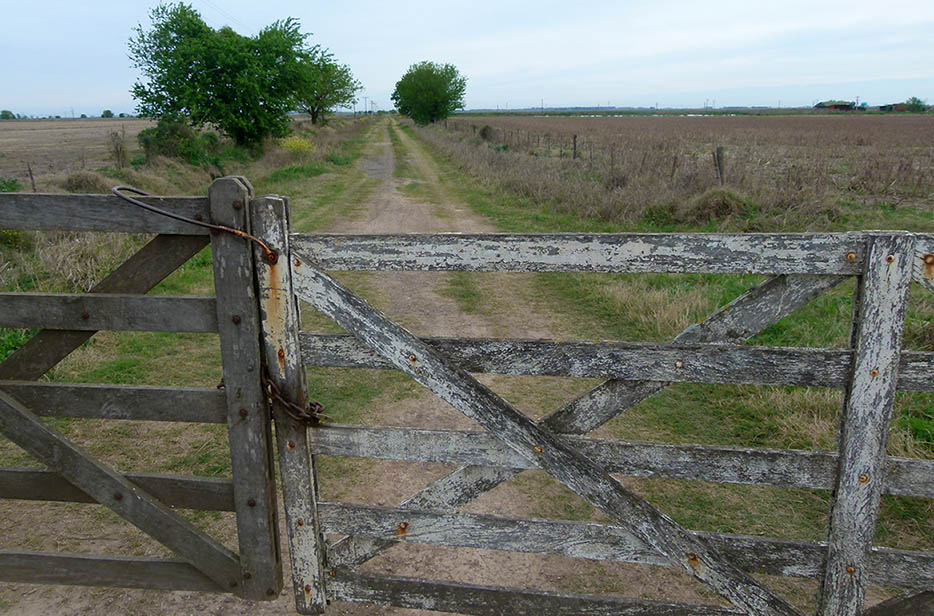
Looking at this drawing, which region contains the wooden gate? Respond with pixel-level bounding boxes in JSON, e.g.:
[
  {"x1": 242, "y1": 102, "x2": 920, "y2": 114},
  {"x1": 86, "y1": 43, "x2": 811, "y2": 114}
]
[
  {"x1": 0, "y1": 178, "x2": 285, "y2": 599},
  {"x1": 1, "y1": 178, "x2": 933, "y2": 615},
  {"x1": 269, "y1": 217, "x2": 934, "y2": 615}
]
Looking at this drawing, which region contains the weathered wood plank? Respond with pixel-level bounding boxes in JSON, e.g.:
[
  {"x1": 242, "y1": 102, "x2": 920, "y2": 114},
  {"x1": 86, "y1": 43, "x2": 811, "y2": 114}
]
[
  {"x1": 309, "y1": 425, "x2": 934, "y2": 498},
  {"x1": 210, "y1": 177, "x2": 281, "y2": 600},
  {"x1": 0, "y1": 234, "x2": 209, "y2": 381},
  {"x1": 819, "y1": 233, "x2": 915, "y2": 616},
  {"x1": 0, "y1": 381, "x2": 226, "y2": 423},
  {"x1": 325, "y1": 274, "x2": 850, "y2": 571},
  {"x1": 251, "y1": 195, "x2": 325, "y2": 613},
  {"x1": 0, "y1": 390, "x2": 242, "y2": 590},
  {"x1": 290, "y1": 258, "x2": 801, "y2": 616},
  {"x1": 319, "y1": 503, "x2": 934, "y2": 590},
  {"x1": 291, "y1": 232, "x2": 865, "y2": 275},
  {"x1": 327, "y1": 569, "x2": 743, "y2": 615},
  {"x1": 0, "y1": 468, "x2": 234, "y2": 510},
  {"x1": 864, "y1": 591, "x2": 934, "y2": 616},
  {"x1": 299, "y1": 334, "x2": 934, "y2": 392},
  {"x1": 0, "y1": 293, "x2": 217, "y2": 332},
  {"x1": 0, "y1": 193, "x2": 211, "y2": 234},
  {"x1": 0, "y1": 551, "x2": 225, "y2": 592},
  {"x1": 914, "y1": 234, "x2": 934, "y2": 293}
]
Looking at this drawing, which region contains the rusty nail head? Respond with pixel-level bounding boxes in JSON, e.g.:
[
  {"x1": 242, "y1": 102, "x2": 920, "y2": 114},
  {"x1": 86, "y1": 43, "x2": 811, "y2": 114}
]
[
  {"x1": 846, "y1": 565, "x2": 855, "y2": 575},
  {"x1": 294, "y1": 258, "x2": 302, "y2": 267},
  {"x1": 81, "y1": 311, "x2": 90, "y2": 320},
  {"x1": 232, "y1": 314, "x2": 241, "y2": 324},
  {"x1": 266, "y1": 588, "x2": 275, "y2": 596},
  {"x1": 247, "y1": 498, "x2": 256, "y2": 507},
  {"x1": 239, "y1": 408, "x2": 248, "y2": 418},
  {"x1": 870, "y1": 369, "x2": 879, "y2": 378},
  {"x1": 230, "y1": 581, "x2": 238, "y2": 588},
  {"x1": 396, "y1": 521, "x2": 409, "y2": 534},
  {"x1": 925, "y1": 254, "x2": 934, "y2": 265},
  {"x1": 687, "y1": 553, "x2": 699, "y2": 566},
  {"x1": 232, "y1": 200, "x2": 243, "y2": 210},
  {"x1": 533, "y1": 445, "x2": 544, "y2": 455},
  {"x1": 288, "y1": 441, "x2": 296, "y2": 449},
  {"x1": 886, "y1": 254, "x2": 895, "y2": 263},
  {"x1": 277, "y1": 348, "x2": 286, "y2": 361},
  {"x1": 409, "y1": 354, "x2": 417, "y2": 363},
  {"x1": 114, "y1": 492, "x2": 123, "y2": 501},
  {"x1": 858, "y1": 474, "x2": 869, "y2": 484},
  {"x1": 297, "y1": 519, "x2": 304, "y2": 527},
  {"x1": 675, "y1": 360, "x2": 684, "y2": 369},
  {"x1": 266, "y1": 251, "x2": 279, "y2": 265},
  {"x1": 845, "y1": 252, "x2": 857, "y2": 262},
  {"x1": 243, "y1": 572, "x2": 251, "y2": 580},
  {"x1": 305, "y1": 583, "x2": 313, "y2": 591},
  {"x1": 329, "y1": 570, "x2": 336, "y2": 578}
]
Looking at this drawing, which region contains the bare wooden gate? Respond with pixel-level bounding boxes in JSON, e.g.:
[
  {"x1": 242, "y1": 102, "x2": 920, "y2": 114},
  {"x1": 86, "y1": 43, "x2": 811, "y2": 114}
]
[
  {"x1": 270, "y1": 219, "x2": 934, "y2": 615},
  {"x1": 1, "y1": 179, "x2": 932, "y2": 615}
]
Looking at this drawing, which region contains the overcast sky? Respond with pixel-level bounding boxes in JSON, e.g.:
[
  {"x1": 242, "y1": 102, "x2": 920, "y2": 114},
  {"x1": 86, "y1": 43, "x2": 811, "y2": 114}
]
[{"x1": 3, "y1": 0, "x2": 933, "y2": 116}]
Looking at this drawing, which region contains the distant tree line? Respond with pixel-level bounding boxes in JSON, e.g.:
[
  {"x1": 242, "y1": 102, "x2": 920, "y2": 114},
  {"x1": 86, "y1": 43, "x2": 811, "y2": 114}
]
[{"x1": 128, "y1": 3, "x2": 361, "y2": 146}]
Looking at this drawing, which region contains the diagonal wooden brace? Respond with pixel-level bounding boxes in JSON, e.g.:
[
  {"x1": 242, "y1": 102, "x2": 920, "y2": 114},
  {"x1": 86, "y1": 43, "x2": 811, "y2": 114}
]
[
  {"x1": 291, "y1": 258, "x2": 803, "y2": 616},
  {"x1": 329, "y1": 274, "x2": 847, "y2": 568},
  {"x1": 0, "y1": 390, "x2": 241, "y2": 591}
]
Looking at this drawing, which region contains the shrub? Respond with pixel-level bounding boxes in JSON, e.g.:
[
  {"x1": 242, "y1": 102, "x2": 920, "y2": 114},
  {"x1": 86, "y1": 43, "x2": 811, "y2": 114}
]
[
  {"x1": 137, "y1": 118, "x2": 222, "y2": 169},
  {"x1": 280, "y1": 135, "x2": 316, "y2": 160},
  {"x1": 101, "y1": 109, "x2": 114, "y2": 118},
  {"x1": 478, "y1": 125, "x2": 494, "y2": 141},
  {"x1": 61, "y1": 171, "x2": 114, "y2": 193},
  {"x1": 0, "y1": 177, "x2": 22, "y2": 192}
]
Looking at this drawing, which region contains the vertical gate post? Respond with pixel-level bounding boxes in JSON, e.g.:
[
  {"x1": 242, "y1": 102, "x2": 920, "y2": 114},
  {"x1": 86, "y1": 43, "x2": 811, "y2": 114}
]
[
  {"x1": 209, "y1": 177, "x2": 282, "y2": 599},
  {"x1": 818, "y1": 233, "x2": 914, "y2": 616},
  {"x1": 250, "y1": 195, "x2": 327, "y2": 614}
]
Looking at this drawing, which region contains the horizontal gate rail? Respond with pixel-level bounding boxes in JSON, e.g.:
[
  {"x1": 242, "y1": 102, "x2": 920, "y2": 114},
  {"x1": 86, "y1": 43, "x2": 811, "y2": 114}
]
[
  {"x1": 0, "y1": 382, "x2": 227, "y2": 422},
  {"x1": 0, "y1": 468, "x2": 234, "y2": 510},
  {"x1": 0, "y1": 193, "x2": 211, "y2": 234},
  {"x1": 299, "y1": 333, "x2": 934, "y2": 391},
  {"x1": 0, "y1": 552, "x2": 225, "y2": 592},
  {"x1": 319, "y1": 502, "x2": 934, "y2": 591},
  {"x1": 0, "y1": 293, "x2": 218, "y2": 332},
  {"x1": 309, "y1": 425, "x2": 934, "y2": 499}
]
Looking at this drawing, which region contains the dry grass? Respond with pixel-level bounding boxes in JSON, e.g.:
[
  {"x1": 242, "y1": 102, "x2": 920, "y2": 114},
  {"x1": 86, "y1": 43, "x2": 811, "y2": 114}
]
[{"x1": 424, "y1": 114, "x2": 934, "y2": 230}]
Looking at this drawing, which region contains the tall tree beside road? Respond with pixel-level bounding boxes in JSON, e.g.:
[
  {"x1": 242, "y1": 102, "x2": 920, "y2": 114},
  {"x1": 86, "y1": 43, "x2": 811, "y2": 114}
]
[
  {"x1": 295, "y1": 49, "x2": 361, "y2": 125},
  {"x1": 391, "y1": 61, "x2": 466, "y2": 125}
]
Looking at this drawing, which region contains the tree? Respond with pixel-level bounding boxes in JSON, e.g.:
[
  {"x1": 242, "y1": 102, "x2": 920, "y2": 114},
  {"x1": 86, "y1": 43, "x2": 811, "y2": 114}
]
[
  {"x1": 0, "y1": 110, "x2": 15, "y2": 120},
  {"x1": 391, "y1": 61, "x2": 466, "y2": 125},
  {"x1": 129, "y1": 3, "x2": 308, "y2": 146},
  {"x1": 905, "y1": 96, "x2": 926, "y2": 113},
  {"x1": 295, "y1": 49, "x2": 361, "y2": 124},
  {"x1": 101, "y1": 109, "x2": 114, "y2": 118}
]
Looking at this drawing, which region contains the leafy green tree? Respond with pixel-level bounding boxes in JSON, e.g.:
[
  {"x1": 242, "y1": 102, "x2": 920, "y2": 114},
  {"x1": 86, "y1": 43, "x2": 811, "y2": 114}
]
[
  {"x1": 129, "y1": 3, "x2": 308, "y2": 146},
  {"x1": 101, "y1": 109, "x2": 114, "y2": 118},
  {"x1": 391, "y1": 61, "x2": 466, "y2": 125},
  {"x1": 295, "y1": 49, "x2": 361, "y2": 124},
  {"x1": 0, "y1": 110, "x2": 15, "y2": 120},
  {"x1": 905, "y1": 96, "x2": 926, "y2": 113}
]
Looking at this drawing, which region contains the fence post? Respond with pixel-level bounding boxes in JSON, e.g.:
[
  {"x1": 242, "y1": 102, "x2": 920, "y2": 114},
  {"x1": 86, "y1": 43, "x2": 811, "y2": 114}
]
[
  {"x1": 573, "y1": 135, "x2": 578, "y2": 160},
  {"x1": 818, "y1": 232, "x2": 914, "y2": 616},
  {"x1": 250, "y1": 195, "x2": 328, "y2": 614},
  {"x1": 209, "y1": 177, "x2": 282, "y2": 600}
]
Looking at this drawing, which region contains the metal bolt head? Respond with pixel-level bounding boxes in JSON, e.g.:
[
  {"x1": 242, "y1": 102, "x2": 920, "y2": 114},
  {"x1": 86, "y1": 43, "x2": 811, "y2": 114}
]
[
  {"x1": 297, "y1": 519, "x2": 304, "y2": 527},
  {"x1": 232, "y1": 200, "x2": 243, "y2": 210},
  {"x1": 858, "y1": 474, "x2": 869, "y2": 484},
  {"x1": 265, "y1": 251, "x2": 279, "y2": 265},
  {"x1": 886, "y1": 254, "x2": 895, "y2": 264},
  {"x1": 80, "y1": 311, "x2": 90, "y2": 320},
  {"x1": 846, "y1": 565, "x2": 856, "y2": 575},
  {"x1": 288, "y1": 441, "x2": 296, "y2": 449},
  {"x1": 845, "y1": 252, "x2": 857, "y2": 262},
  {"x1": 408, "y1": 354, "x2": 417, "y2": 363},
  {"x1": 239, "y1": 408, "x2": 248, "y2": 418},
  {"x1": 305, "y1": 583, "x2": 313, "y2": 591},
  {"x1": 247, "y1": 498, "x2": 256, "y2": 507},
  {"x1": 232, "y1": 315, "x2": 241, "y2": 324},
  {"x1": 870, "y1": 369, "x2": 879, "y2": 378},
  {"x1": 533, "y1": 445, "x2": 544, "y2": 455},
  {"x1": 675, "y1": 360, "x2": 684, "y2": 369}
]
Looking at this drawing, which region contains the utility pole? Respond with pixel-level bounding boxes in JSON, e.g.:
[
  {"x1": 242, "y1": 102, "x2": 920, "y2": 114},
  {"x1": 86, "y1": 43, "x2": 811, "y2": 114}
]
[{"x1": 362, "y1": 96, "x2": 368, "y2": 115}]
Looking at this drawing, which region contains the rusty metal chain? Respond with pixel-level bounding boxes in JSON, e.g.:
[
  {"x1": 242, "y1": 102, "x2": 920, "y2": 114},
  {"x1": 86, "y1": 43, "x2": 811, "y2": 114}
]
[
  {"x1": 112, "y1": 185, "x2": 279, "y2": 264},
  {"x1": 261, "y1": 368, "x2": 328, "y2": 425}
]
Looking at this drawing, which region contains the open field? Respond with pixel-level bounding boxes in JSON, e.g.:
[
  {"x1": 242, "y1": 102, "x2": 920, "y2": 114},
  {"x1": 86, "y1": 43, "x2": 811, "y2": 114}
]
[
  {"x1": 435, "y1": 114, "x2": 934, "y2": 232},
  {"x1": 0, "y1": 118, "x2": 155, "y2": 185}
]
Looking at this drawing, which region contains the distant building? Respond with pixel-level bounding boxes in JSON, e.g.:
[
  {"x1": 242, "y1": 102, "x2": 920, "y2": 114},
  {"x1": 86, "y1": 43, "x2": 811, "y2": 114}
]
[
  {"x1": 879, "y1": 103, "x2": 908, "y2": 112},
  {"x1": 814, "y1": 100, "x2": 856, "y2": 111}
]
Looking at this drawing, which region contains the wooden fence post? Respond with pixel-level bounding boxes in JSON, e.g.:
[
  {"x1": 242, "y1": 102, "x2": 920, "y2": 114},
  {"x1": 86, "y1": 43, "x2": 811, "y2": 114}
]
[
  {"x1": 573, "y1": 135, "x2": 578, "y2": 160},
  {"x1": 209, "y1": 177, "x2": 282, "y2": 600},
  {"x1": 818, "y1": 233, "x2": 914, "y2": 616},
  {"x1": 250, "y1": 195, "x2": 328, "y2": 614}
]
